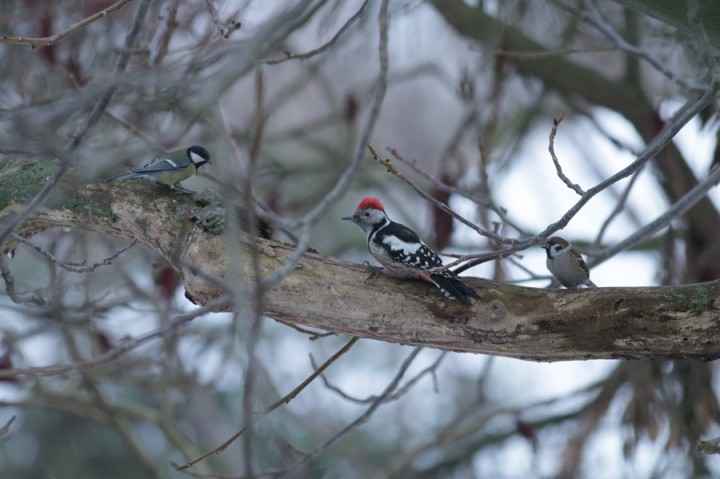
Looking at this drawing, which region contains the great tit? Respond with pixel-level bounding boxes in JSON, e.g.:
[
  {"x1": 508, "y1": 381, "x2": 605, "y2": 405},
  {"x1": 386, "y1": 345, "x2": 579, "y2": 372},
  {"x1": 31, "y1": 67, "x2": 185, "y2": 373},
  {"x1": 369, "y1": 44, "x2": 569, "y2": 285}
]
[{"x1": 107, "y1": 145, "x2": 211, "y2": 194}]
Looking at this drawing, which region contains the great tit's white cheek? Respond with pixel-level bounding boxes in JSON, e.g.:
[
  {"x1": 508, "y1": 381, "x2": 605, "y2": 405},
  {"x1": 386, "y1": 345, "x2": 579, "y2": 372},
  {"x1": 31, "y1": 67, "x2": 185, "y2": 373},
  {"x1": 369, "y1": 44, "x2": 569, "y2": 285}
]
[{"x1": 190, "y1": 151, "x2": 205, "y2": 164}]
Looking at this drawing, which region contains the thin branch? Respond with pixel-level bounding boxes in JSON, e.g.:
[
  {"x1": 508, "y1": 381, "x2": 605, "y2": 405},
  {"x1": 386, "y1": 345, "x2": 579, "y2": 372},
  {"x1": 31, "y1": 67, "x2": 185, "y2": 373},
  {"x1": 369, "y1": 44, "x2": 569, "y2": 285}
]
[
  {"x1": 275, "y1": 319, "x2": 336, "y2": 340},
  {"x1": 59, "y1": 309, "x2": 169, "y2": 479},
  {"x1": 312, "y1": 350, "x2": 446, "y2": 404},
  {"x1": 0, "y1": 298, "x2": 226, "y2": 379},
  {"x1": 12, "y1": 235, "x2": 137, "y2": 273},
  {"x1": 485, "y1": 46, "x2": 619, "y2": 58},
  {"x1": 148, "y1": 0, "x2": 181, "y2": 64},
  {"x1": 453, "y1": 86, "x2": 718, "y2": 273},
  {"x1": 698, "y1": 437, "x2": 720, "y2": 455},
  {"x1": 204, "y1": 0, "x2": 241, "y2": 38},
  {"x1": 588, "y1": 162, "x2": 720, "y2": 267},
  {"x1": 552, "y1": 0, "x2": 705, "y2": 93},
  {"x1": 0, "y1": 162, "x2": 70, "y2": 253},
  {"x1": 387, "y1": 147, "x2": 524, "y2": 234},
  {"x1": 0, "y1": 0, "x2": 134, "y2": 46},
  {"x1": 0, "y1": 415, "x2": 16, "y2": 440},
  {"x1": 68, "y1": 0, "x2": 152, "y2": 151},
  {"x1": 549, "y1": 113, "x2": 585, "y2": 195},
  {"x1": 263, "y1": 0, "x2": 370, "y2": 64},
  {"x1": 0, "y1": 257, "x2": 44, "y2": 305},
  {"x1": 389, "y1": 147, "x2": 479, "y2": 202},
  {"x1": 288, "y1": 344, "x2": 422, "y2": 474},
  {"x1": 592, "y1": 167, "x2": 644, "y2": 247},
  {"x1": 241, "y1": 66, "x2": 268, "y2": 478},
  {"x1": 176, "y1": 337, "x2": 360, "y2": 472},
  {"x1": 369, "y1": 145, "x2": 512, "y2": 245},
  {"x1": 0, "y1": 0, "x2": 152, "y2": 249},
  {"x1": 259, "y1": 0, "x2": 391, "y2": 289}
]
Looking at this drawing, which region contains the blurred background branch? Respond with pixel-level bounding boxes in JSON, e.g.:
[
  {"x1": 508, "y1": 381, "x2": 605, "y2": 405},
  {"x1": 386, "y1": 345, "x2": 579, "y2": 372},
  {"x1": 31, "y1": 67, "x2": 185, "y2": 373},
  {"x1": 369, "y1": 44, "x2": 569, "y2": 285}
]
[{"x1": 1, "y1": 1, "x2": 720, "y2": 478}]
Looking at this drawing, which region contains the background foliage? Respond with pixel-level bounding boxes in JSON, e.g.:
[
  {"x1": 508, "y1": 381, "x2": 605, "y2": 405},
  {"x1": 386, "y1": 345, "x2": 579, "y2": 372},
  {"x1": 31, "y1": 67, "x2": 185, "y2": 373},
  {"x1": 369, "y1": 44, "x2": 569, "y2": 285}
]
[{"x1": 1, "y1": 0, "x2": 720, "y2": 478}]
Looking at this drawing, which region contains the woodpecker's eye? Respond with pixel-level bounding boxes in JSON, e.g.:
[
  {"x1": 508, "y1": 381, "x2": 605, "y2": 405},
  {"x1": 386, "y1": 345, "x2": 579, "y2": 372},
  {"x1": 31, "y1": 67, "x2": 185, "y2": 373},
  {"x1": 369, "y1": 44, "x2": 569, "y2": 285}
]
[{"x1": 364, "y1": 212, "x2": 370, "y2": 217}]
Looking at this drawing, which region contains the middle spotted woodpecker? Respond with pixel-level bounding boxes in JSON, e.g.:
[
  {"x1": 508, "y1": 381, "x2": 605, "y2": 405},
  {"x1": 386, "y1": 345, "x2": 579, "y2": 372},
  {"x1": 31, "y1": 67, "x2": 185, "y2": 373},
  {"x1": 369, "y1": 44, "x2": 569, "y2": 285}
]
[{"x1": 342, "y1": 197, "x2": 479, "y2": 304}]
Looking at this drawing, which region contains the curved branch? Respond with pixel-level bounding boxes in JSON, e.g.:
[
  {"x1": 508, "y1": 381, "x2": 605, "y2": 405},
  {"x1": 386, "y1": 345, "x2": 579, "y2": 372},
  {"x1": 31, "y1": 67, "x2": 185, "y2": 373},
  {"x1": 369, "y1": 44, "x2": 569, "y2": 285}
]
[{"x1": 0, "y1": 0, "x2": 135, "y2": 46}]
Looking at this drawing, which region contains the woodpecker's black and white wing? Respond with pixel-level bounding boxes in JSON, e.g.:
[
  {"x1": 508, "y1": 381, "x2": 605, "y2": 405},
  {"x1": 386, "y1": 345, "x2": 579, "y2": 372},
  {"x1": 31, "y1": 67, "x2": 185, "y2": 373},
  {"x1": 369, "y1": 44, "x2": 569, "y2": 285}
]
[
  {"x1": 372, "y1": 221, "x2": 444, "y2": 270},
  {"x1": 344, "y1": 200, "x2": 480, "y2": 304}
]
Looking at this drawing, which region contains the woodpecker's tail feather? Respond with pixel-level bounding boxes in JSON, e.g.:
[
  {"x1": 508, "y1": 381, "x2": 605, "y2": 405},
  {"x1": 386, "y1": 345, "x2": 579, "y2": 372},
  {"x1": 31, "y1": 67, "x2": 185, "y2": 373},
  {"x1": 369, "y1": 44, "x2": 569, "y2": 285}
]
[{"x1": 430, "y1": 274, "x2": 479, "y2": 305}]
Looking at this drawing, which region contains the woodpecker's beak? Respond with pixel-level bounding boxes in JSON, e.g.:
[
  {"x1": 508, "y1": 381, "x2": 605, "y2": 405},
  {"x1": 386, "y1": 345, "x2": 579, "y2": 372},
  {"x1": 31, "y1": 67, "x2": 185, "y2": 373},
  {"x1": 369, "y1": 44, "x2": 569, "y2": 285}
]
[{"x1": 341, "y1": 215, "x2": 355, "y2": 222}]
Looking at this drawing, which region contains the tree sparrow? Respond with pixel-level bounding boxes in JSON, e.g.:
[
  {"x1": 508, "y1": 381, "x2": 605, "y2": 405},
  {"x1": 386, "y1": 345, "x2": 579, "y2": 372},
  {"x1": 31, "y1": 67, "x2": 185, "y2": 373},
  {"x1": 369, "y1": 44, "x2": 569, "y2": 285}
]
[{"x1": 541, "y1": 236, "x2": 597, "y2": 288}]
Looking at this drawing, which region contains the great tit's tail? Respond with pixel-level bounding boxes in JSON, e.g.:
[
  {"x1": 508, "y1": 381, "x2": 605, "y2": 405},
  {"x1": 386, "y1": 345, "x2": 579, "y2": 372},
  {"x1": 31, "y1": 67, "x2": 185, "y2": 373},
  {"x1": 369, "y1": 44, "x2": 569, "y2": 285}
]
[{"x1": 106, "y1": 171, "x2": 142, "y2": 183}]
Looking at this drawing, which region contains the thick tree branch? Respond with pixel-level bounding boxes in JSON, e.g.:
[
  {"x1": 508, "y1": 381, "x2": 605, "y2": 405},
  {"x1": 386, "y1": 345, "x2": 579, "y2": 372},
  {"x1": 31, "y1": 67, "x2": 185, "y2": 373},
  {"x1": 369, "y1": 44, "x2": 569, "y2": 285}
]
[{"x1": 2, "y1": 161, "x2": 720, "y2": 362}]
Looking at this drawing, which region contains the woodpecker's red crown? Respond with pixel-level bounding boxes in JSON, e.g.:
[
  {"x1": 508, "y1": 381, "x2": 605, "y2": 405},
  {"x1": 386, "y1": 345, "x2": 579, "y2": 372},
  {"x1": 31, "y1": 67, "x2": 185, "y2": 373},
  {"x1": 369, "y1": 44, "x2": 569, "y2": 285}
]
[{"x1": 357, "y1": 197, "x2": 384, "y2": 211}]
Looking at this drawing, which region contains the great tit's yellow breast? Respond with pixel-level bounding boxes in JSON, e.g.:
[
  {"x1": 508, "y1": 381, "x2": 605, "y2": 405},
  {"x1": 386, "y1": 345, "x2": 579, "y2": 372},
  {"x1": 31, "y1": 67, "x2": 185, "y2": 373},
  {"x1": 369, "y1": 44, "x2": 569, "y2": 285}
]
[{"x1": 155, "y1": 163, "x2": 197, "y2": 185}]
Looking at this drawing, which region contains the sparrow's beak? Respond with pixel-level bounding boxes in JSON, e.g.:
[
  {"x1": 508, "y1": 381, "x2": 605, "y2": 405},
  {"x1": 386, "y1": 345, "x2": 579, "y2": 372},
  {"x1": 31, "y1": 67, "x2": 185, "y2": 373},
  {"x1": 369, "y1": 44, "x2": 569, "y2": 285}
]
[{"x1": 540, "y1": 243, "x2": 549, "y2": 249}]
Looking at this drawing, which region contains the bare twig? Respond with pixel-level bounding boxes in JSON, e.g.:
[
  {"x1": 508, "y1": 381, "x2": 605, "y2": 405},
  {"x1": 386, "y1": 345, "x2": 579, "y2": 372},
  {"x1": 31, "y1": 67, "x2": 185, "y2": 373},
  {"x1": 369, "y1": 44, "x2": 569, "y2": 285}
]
[
  {"x1": 263, "y1": 0, "x2": 370, "y2": 64},
  {"x1": 288, "y1": 344, "x2": 422, "y2": 474},
  {"x1": 0, "y1": 257, "x2": 44, "y2": 305},
  {"x1": 549, "y1": 113, "x2": 585, "y2": 195},
  {"x1": 12, "y1": 235, "x2": 137, "y2": 273},
  {"x1": 588, "y1": 162, "x2": 720, "y2": 267},
  {"x1": 259, "y1": 0, "x2": 391, "y2": 289},
  {"x1": 0, "y1": 0, "x2": 134, "y2": 46},
  {"x1": 0, "y1": 162, "x2": 70, "y2": 253},
  {"x1": 204, "y1": 0, "x2": 241, "y2": 38},
  {"x1": 60, "y1": 313, "x2": 169, "y2": 479},
  {"x1": 149, "y1": 0, "x2": 180, "y2": 64},
  {"x1": 0, "y1": 0, "x2": 152, "y2": 248},
  {"x1": 369, "y1": 145, "x2": 512, "y2": 245},
  {"x1": 453, "y1": 87, "x2": 717, "y2": 273},
  {"x1": 552, "y1": 0, "x2": 705, "y2": 92},
  {"x1": 313, "y1": 350, "x2": 446, "y2": 404},
  {"x1": 592, "y1": 167, "x2": 644, "y2": 246},
  {"x1": 698, "y1": 437, "x2": 720, "y2": 455},
  {"x1": 275, "y1": 319, "x2": 336, "y2": 339},
  {"x1": 0, "y1": 416, "x2": 16, "y2": 440},
  {"x1": 68, "y1": 0, "x2": 152, "y2": 151},
  {"x1": 176, "y1": 337, "x2": 360, "y2": 472},
  {"x1": 0, "y1": 298, "x2": 226, "y2": 379},
  {"x1": 241, "y1": 66, "x2": 268, "y2": 477},
  {"x1": 387, "y1": 147, "x2": 524, "y2": 234}
]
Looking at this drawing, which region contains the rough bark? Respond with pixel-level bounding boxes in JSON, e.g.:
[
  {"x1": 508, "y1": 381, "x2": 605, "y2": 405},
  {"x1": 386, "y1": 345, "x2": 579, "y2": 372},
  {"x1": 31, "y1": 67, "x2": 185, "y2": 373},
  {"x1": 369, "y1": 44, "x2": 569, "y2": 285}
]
[{"x1": 2, "y1": 160, "x2": 720, "y2": 362}]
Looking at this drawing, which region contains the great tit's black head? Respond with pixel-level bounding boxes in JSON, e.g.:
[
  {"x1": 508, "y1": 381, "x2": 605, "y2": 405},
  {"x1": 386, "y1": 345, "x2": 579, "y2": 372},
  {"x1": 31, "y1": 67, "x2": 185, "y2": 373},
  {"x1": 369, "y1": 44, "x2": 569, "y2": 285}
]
[{"x1": 187, "y1": 145, "x2": 211, "y2": 168}]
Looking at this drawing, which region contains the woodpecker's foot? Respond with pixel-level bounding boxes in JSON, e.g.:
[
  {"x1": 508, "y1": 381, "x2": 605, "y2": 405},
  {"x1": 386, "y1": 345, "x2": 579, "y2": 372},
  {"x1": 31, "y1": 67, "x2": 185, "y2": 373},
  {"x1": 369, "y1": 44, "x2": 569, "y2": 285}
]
[
  {"x1": 362, "y1": 262, "x2": 384, "y2": 284},
  {"x1": 362, "y1": 261, "x2": 383, "y2": 272}
]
